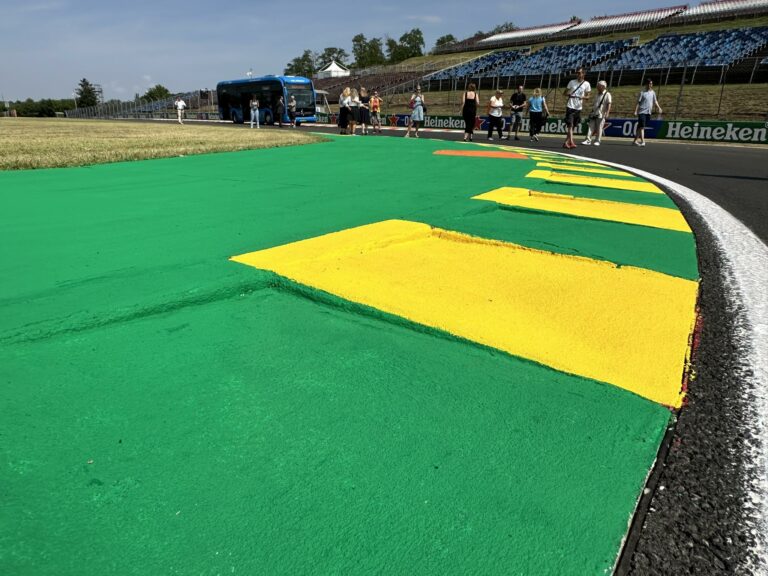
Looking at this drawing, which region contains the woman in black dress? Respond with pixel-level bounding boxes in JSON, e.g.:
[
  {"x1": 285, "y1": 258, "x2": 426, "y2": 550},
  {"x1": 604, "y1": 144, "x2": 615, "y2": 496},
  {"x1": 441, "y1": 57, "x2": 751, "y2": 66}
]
[
  {"x1": 461, "y1": 83, "x2": 479, "y2": 142},
  {"x1": 358, "y1": 87, "x2": 371, "y2": 135}
]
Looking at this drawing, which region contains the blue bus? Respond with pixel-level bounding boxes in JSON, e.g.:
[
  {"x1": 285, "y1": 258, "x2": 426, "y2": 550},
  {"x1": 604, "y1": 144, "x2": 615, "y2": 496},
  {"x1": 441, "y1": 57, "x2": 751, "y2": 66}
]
[{"x1": 216, "y1": 75, "x2": 316, "y2": 125}]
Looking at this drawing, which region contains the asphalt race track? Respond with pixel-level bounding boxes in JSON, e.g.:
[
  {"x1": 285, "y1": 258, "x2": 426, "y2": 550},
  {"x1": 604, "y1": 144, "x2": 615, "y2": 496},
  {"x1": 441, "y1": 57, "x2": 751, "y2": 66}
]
[{"x1": 300, "y1": 124, "x2": 768, "y2": 575}]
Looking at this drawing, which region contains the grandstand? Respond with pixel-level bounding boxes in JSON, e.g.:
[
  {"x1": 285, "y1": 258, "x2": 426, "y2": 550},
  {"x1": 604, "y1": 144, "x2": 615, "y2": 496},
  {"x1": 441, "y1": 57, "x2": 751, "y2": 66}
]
[
  {"x1": 428, "y1": 40, "x2": 634, "y2": 80},
  {"x1": 593, "y1": 27, "x2": 768, "y2": 71}
]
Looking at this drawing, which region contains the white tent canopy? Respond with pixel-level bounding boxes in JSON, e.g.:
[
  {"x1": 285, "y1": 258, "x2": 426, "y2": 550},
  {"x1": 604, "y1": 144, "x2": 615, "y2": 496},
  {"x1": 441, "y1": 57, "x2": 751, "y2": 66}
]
[{"x1": 316, "y1": 60, "x2": 350, "y2": 79}]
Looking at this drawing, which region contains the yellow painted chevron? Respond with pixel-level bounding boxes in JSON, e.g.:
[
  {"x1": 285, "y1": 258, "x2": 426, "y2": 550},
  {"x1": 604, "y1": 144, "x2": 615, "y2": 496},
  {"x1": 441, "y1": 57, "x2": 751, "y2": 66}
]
[
  {"x1": 526, "y1": 169, "x2": 663, "y2": 193},
  {"x1": 232, "y1": 220, "x2": 698, "y2": 407},
  {"x1": 474, "y1": 187, "x2": 691, "y2": 232}
]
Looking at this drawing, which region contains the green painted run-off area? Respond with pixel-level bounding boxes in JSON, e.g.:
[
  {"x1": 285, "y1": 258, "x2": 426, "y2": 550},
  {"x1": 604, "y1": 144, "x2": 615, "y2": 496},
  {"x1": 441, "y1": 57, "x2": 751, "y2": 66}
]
[{"x1": 0, "y1": 136, "x2": 694, "y2": 575}]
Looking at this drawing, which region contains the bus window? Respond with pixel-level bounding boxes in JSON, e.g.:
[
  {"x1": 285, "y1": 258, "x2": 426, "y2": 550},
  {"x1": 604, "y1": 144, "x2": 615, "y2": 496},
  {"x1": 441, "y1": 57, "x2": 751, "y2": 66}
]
[{"x1": 285, "y1": 82, "x2": 314, "y2": 116}]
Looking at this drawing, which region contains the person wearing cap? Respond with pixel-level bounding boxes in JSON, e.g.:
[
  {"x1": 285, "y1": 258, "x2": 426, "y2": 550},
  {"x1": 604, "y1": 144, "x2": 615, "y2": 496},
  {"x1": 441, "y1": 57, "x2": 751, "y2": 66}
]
[
  {"x1": 583, "y1": 80, "x2": 612, "y2": 146},
  {"x1": 487, "y1": 90, "x2": 504, "y2": 141}
]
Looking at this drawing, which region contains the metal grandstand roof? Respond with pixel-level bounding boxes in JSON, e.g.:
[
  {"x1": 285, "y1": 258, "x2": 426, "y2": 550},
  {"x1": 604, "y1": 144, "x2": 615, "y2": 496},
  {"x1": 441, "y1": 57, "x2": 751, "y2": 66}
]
[
  {"x1": 567, "y1": 5, "x2": 687, "y2": 32},
  {"x1": 478, "y1": 21, "x2": 578, "y2": 44},
  {"x1": 676, "y1": 0, "x2": 768, "y2": 18}
]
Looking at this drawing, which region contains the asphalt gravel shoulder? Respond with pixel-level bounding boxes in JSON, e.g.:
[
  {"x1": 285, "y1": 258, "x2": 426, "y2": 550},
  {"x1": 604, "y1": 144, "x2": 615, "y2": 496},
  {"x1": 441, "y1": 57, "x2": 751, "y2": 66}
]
[{"x1": 623, "y1": 186, "x2": 763, "y2": 575}]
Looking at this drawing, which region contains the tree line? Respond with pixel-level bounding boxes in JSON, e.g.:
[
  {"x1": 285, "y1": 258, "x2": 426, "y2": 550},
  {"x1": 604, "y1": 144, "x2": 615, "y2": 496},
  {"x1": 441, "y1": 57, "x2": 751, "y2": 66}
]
[
  {"x1": 283, "y1": 22, "x2": 518, "y2": 77},
  {"x1": 284, "y1": 28, "x2": 434, "y2": 77},
  {"x1": 4, "y1": 78, "x2": 177, "y2": 117}
]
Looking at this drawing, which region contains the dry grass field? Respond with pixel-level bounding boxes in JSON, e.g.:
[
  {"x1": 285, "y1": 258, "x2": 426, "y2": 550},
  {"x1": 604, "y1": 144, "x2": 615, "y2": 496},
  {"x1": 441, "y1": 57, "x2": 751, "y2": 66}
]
[{"x1": 0, "y1": 118, "x2": 325, "y2": 170}]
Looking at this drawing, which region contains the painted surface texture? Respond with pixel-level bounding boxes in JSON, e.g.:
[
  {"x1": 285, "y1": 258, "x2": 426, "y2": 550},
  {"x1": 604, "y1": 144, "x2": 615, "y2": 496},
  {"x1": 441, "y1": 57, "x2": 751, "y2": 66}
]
[{"x1": 1, "y1": 136, "x2": 698, "y2": 575}]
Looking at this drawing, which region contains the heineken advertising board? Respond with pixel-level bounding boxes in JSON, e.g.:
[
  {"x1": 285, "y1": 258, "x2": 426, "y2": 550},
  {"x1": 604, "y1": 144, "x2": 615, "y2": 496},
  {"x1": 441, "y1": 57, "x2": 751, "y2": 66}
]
[{"x1": 317, "y1": 113, "x2": 767, "y2": 144}]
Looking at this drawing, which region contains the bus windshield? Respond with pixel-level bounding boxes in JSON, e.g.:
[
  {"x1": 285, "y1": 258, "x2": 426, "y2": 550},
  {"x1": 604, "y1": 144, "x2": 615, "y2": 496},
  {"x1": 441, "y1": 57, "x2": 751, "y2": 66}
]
[{"x1": 285, "y1": 83, "x2": 314, "y2": 112}]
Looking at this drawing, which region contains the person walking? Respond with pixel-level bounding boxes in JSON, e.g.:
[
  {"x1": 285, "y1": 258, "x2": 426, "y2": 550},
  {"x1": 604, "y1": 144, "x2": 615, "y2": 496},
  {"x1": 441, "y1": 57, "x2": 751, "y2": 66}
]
[
  {"x1": 175, "y1": 97, "x2": 186, "y2": 124},
  {"x1": 583, "y1": 80, "x2": 612, "y2": 146},
  {"x1": 338, "y1": 87, "x2": 351, "y2": 135},
  {"x1": 633, "y1": 78, "x2": 662, "y2": 147},
  {"x1": 288, "y1": 95, "x2": 297, "y2": 127},
  {"x1": 249, "y1": 95, "x2": 260, "y2": 129},
  {"x1": 369, "y1": 89, "x2": 383, "y2": 134},
  {"x1": 506, "y1": 85, "x2": 527, "y2": 140},
  {"x1": 276, "y1": 96, "x2": 285, "y2": 127},
  {"x1": 527, "y1": 87, "x2": 549, "y2": 142},
  {"x1": 405, "y1": 86, "x2": 425, "y2": 138},
  {"x1": 461, "y1": 83, "x2": 479, "y2": 142},
  {"x1": 562, "y1": 67, "x2": 591, "y2": 149},
  {"x1": 358, "y1": 87, "x2": 371, "y2": 135},
  {"x1": 487, "y1": 90, "x2": 504, "y2": 141}
]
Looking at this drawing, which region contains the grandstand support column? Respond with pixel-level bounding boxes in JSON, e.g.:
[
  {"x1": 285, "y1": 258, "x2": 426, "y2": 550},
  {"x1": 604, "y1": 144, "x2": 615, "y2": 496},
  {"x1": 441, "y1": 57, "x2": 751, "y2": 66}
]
[
  {"x1": 749, "y1": 57, "x2": 759, "y2": 84},
  {"x1": 665, "y1": 65, "x2": 672, "y2": 86},
  {"x1": 618, "y1": 67, "x2": 624, "y2": 87},
  {"x1": 691, "y1": 64, "x2": 698, "y2": 85},
  {"x1": 657, "y1": 69, "x2": 663, "y2": 99},
  {"x1": 609, "y1": 69, "x2": 614, "y2": 90},
  {"x1": 640, "y1": 68, "x2": 646, "y2": 90},
  {"x1": 716, "y1": 66, "x2": 728, "y2": 119},
  {"x1": 674, "y1": 63, "x2": 687, "y2": 121}
]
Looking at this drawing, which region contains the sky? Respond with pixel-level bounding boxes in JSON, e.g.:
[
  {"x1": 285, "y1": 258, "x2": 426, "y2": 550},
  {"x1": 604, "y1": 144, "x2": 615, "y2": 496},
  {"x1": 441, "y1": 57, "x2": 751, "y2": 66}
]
[{"x1": 1, "y1": 0, "x2": 687, "y2": 102}]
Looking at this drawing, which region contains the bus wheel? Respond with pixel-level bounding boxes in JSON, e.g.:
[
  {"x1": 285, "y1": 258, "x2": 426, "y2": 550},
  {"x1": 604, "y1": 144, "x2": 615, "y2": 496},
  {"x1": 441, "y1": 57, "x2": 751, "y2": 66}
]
[{"x1": 265, "y1": 112, "x2": 272, "y2": 125}]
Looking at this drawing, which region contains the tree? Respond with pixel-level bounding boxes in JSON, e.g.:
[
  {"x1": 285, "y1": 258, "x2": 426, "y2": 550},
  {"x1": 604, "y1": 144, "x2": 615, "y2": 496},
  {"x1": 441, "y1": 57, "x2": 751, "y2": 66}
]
[
  {"x1": 351, "y1": 34, "x2": 386, "y2": 68},
  {"x1": 434, "y1": 34, "x2": 457, "y2": 50},
  {"x1": 317, "y1": 47, "x2": 349, "y2": 67},
  {"x1": 143, "y1": 84, "x2": 171, "y2": 101},
  {"x1": 284, "y1": 50, "x2": 318, "y2": 77},
  {"x1": 399, "y1": 28, "x2": 425, "y2": 60},
  {"x1": 75, "y1": 78, "x2": 98, "y2": 107},
  {"x1": 488, "y1": 22, "x2": 517, "y2": 35},
  {"x1": 386, "y1": 28, "x2": 425, "y2": 64}
]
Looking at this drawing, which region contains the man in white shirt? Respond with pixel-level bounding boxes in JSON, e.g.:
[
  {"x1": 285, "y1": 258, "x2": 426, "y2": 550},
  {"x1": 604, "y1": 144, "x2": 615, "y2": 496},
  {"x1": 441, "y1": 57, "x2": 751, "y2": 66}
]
[
  {"x1": 562, "y1": 67, "x2": 590, "y2": 149},
  {"x1": 583, "y1": 80, "x2": 612, "y2": 146},
  {"x1": 175, "y1": 97, "x2": 187, "y2": 125}
]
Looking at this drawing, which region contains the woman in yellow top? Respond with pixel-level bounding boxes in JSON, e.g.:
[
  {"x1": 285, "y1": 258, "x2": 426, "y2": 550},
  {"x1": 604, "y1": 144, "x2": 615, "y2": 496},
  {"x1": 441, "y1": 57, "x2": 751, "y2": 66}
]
[{"x1": 369, "y1": 90, "x2": 383, "y2": 134}]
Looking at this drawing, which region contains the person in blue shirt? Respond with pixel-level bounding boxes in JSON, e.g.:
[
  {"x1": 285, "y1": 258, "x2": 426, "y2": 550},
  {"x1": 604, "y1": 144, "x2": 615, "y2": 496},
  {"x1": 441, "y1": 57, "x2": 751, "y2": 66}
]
[
  {"x1": 633, "y1": 79, "x2": 662, "y2": 147},
  {"x1": 527, "y1": 88, "x2": 550, "y2": 142}
]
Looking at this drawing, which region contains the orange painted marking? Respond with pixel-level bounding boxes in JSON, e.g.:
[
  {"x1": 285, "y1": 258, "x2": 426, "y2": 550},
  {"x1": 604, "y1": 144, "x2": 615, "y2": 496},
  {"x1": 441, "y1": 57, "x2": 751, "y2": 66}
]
[{"x1": 434, "y1": 150, "x2": 528, "y2": 159}]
